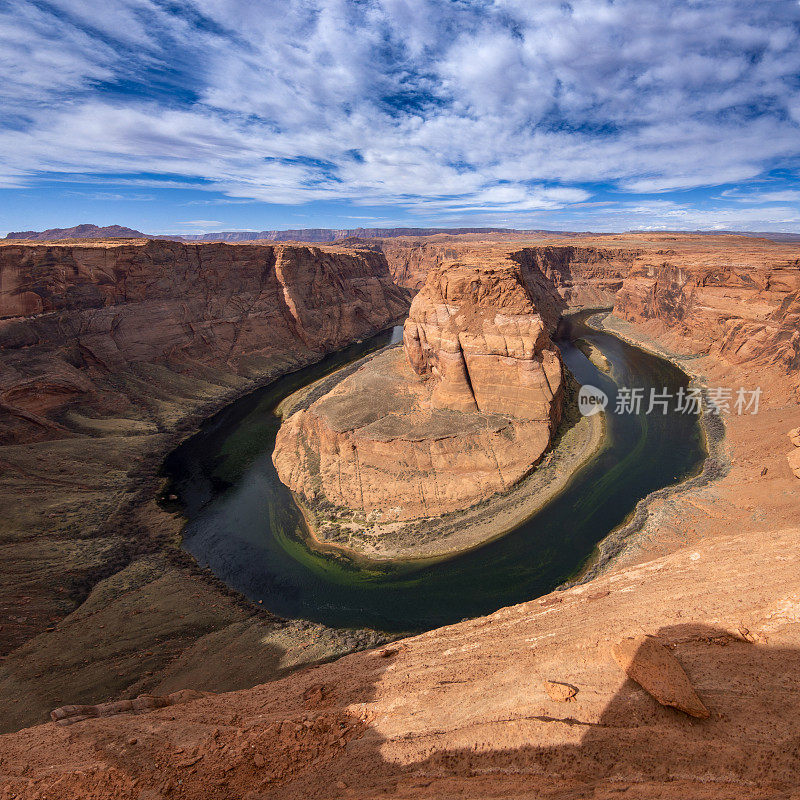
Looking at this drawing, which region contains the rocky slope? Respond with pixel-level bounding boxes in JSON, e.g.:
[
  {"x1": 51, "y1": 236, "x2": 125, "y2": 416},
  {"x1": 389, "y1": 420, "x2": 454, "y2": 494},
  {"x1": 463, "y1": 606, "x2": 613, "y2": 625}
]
[
  {"x1": 273, "y1": 259, "x2": 563, "y2": 528},
  {"x1": 0, "y1": 239, "x2": 408, "y2": 730},
  {"x1": 1, "y1": 525, "x2": 797, "y2": 799}
]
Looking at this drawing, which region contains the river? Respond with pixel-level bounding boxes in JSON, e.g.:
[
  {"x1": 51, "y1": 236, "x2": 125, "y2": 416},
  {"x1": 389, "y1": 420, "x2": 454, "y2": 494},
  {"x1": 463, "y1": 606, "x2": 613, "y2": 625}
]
[{"x1": 162, "y1": 313, "x2": 705, "y2": 632}]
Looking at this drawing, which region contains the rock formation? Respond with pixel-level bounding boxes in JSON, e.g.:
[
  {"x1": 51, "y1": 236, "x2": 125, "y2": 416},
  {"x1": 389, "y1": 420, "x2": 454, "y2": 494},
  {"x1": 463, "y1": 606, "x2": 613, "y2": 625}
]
[
  {"x1": 0, "y1": 240, "x2": 409, "y2": 445},
  {"x1": 611, "y1": 634, "x2": 710, "y2": 718},
  {"x1": 51, "y1": 689, "x2": 213, "y2": 726},
  {"x1": 370, "y1": 236, "x2": 636, "y2": 305},
  {"x1": 273, "y1": 260, "x2": 563, "y2": 524},
  {"x1": 0, "y1": 238, "x2": 408, "y2": 731},
  {"x1": 614, "y1": 257, "x2": 800, "y2": 397},
  {"x1": 788, "y1": 428, "x2": 800, "y2": 478},
  {"x1": 1, "y1": 229, "x2": 799, "y2": 757}
]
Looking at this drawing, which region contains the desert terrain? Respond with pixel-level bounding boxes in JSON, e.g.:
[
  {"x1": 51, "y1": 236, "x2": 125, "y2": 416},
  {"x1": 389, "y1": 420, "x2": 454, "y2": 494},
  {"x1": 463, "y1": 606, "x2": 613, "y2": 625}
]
[{"x1": 0, "y1": 231, "x2": 798, "y2": 797}]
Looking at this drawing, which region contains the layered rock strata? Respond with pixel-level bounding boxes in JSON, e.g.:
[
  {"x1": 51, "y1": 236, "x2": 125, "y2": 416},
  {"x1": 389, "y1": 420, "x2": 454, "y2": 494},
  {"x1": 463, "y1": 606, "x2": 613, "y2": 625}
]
[
  {"x1": 369, "y1": 236, "x2": 635, "y2": 305},
  {"x1": 614, "y1": 258, "x2": 800, "y2": 397},
  {"x1": 273, "y1": 261, "x2": 563, "y2": 523},
  {"x1": 0, "y1": 240, "x2": 409, "y2": 444},
  {"x1": 0, "y1": 239, "x2": 408, "y2": 730}
]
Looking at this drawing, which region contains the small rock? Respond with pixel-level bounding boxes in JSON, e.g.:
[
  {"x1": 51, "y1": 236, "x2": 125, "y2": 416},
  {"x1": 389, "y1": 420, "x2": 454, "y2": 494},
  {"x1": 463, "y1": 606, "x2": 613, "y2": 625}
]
[
  {"x1": 544, "y1": 680, "x2": 578, "y2": 702},
  {"x1": 788, "y1": 427, "x2": 800, "y2": 447},
  {"x1": 737, "y1": 624, "x2": 756, "y2": 643},
  {"x1": 787, "y1": 448, "x2": 800, "y2": 479},
  {"x1": 336, "y1": 780, "x2": 347, "y2": 789},
  {"x1": 612, "y1": 635, "x2": 710, "y2": 719},
  {"x1": 253, "y1": 753, "x2": 265, "y2": 768}
]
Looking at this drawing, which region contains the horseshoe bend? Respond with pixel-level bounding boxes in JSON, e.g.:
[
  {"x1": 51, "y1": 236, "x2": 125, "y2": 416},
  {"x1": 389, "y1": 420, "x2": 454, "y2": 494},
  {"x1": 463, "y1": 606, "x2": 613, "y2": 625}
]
[
  {"x1": 271, "y1": 257, "x2": 577, "y2": 559},
  {"x1": 0, "y1": 231, "x2": 799, "y2": 798}
]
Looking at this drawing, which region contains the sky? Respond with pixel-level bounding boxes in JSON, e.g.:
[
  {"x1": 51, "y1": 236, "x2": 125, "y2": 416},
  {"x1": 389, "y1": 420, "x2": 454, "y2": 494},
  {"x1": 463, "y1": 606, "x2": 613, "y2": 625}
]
[{"x1": 2, "y1": 0, "x2": 800, "y2": 235}]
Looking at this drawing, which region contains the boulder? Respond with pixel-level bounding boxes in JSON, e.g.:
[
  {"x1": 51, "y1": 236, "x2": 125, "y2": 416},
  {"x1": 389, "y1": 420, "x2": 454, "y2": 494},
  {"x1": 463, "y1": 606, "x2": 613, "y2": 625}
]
[
  {"x1": 787, "y1": 448, "x2": 800, "y2": 479},
  {"x1": 611, "y1": 634, "x2": 710, "y2": 719}
]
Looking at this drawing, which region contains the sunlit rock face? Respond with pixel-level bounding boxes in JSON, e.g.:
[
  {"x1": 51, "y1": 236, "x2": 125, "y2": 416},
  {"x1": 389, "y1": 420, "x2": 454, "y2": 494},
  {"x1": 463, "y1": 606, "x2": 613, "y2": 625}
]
[
  {"x1": 273, "y1": 260, "x2": 564, "y2": 522},
  {"x1": 0, "y1": 240, "x2": 410, "y2": 445},
  {"x1": 613, "y1": 260, "x2": 800, "y2": 399},
  {"x1": 403, "y1": 263, "x2": 563, "y2": 420}
]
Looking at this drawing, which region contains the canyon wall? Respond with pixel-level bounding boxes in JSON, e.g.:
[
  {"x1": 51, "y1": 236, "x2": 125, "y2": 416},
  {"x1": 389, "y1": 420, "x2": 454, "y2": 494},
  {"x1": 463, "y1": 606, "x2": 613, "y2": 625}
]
[
  {"x1": 1, "y1": 230, "x2": 798, "y2": 741},
  {"x1": 273, "y1": 260, "x2": 563, "y2": 524},
  {"x1": 0, "y1": 239, "x2": 408, "y2": 730},
  {"x1": 0, "y1": 240, "x2": 409, "y2": 444},
  {"x1": 370, "y1": 237, "x2": 636, "y2": 308},
  {"x1": 613, "y1": 258, "x2": 800, "y2": 396},
  {"x1": 510, "y1": 245, "x2": 636, "y2": 309}
]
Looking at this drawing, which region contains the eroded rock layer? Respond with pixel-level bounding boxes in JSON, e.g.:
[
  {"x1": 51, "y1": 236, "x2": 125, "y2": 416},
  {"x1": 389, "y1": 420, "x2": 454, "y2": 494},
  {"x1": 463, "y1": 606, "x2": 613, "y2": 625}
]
[
  {"x1": 359, "y1": 235, "x2": 637, "y2": 307},
  {"x1": 0, "y1": 240, "x2": 409, "y2": 444},
  {"x1": 614, "y1": 258, "x2": 800, "y2": 396},
  {"x1": 273, "y1": 260, "x2": 563, "y2": 522},
  {"x1": 1, "y1": 230, "x2": 799, "y2": 745},
  {"x1": 0, "y1": 239, "x2": 408, "y2": 730}
]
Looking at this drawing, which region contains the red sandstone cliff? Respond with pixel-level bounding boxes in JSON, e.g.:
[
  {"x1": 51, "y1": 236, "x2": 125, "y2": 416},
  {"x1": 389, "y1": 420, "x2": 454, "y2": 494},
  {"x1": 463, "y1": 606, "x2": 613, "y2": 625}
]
[
  {"x1": 367, "y1": 237, "x2": 636, "y2": 310},
  {"x1": 272, "y1": 259, "x2": 563, "y2": 524},
  {"x1": 614, "y1": 258, "x2": 800, "y2": 396},
  {"x1": 0, "y1": 240, "x2": 409, "y2": 444},
  {"x1": 0, "y1": 240, "x2": 409, "y2": 725}
]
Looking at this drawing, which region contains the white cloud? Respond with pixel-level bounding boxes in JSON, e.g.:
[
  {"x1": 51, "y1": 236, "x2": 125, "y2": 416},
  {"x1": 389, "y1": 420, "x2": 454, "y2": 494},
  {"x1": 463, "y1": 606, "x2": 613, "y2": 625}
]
[{"x1": 0, "y1": 0, "x2": 799, "y2": 218}]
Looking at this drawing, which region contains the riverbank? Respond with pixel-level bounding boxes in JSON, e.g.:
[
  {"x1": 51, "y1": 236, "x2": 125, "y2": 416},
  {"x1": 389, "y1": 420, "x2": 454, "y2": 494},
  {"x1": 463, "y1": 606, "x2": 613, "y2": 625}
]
[
  {"x1": 0, "y1": 324, "x2": 406, "y2": 733},
  {"x1": 294, "y1": 368, "x2": 607, "y2": 562},
  {"x1": 559, "y1": 311, "x2": 726, "y2": 585},
  {"x1": 538, "y1": 307, "x2": 799, "y2": 610}
]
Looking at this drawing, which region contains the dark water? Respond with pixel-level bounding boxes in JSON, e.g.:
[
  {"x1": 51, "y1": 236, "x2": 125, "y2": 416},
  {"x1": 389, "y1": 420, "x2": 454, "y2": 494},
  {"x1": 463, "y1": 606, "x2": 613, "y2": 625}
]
[{"x1": 163, "y1": 314, "x2": 705, "y2": 632}]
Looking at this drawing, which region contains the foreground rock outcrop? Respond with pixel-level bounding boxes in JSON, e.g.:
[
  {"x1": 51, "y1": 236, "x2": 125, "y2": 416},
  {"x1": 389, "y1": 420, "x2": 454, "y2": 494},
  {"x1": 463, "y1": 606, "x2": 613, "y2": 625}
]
[
  {"x1": 273, "y1": 260, "x2": 563, "y2": 527},
  {"x1": 2, "y1": 526, "x2": 797, "y2": 799}
]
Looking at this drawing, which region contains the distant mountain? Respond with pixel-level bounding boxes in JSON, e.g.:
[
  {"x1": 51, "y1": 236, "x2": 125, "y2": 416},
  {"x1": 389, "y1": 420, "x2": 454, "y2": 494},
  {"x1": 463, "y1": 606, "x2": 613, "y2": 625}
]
[
  {"x1": 175, "y1": 227, "x2": 518, "y2": 242},
  {"x1": 8, "y1": 223, "x2": 799, "y2": 245},
  {"x1": 5, "y1": 224, "x2": 147, "y2": 240}
]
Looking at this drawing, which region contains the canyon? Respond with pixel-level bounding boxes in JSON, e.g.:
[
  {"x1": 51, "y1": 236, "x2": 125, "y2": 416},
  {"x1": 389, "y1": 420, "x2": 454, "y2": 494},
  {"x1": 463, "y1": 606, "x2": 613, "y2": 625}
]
[
  {"x1": 272, "y1": 259, "x2": 564, "y2": 543},
  {"x1": 0, "y1": 238, "x2": 408, "y2": 731},
  {"x1": 0, "y1": 231, "x2": 798, "y2": 798}
]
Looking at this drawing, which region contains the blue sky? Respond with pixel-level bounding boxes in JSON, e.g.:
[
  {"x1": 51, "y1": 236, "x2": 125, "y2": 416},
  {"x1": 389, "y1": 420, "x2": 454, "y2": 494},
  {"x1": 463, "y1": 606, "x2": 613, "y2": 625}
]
[{"x1": 2, "y1": 0, "x2": 800, "y2": 235}]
